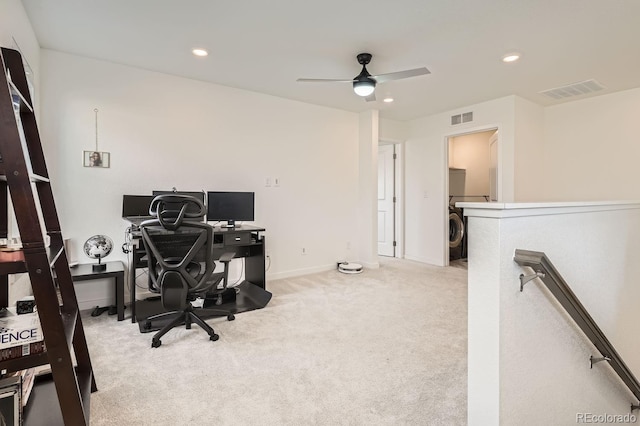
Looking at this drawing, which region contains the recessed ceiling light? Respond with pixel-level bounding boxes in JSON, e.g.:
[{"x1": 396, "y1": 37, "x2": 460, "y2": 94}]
[
  {"x1": 383, "y1": 97, "x2": 394, "y2": 103},
  {"x1": 502, "y1": 53, "x2": 520, "y2": 63},
  {"x1": 192, "y1": 48, "x2": 208, "y2": 57}
]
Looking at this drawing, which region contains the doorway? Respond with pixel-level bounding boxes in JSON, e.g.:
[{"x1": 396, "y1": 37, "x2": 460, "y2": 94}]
[{"x1": 446, "y1": 128, "x2": 498, "y2": 264}]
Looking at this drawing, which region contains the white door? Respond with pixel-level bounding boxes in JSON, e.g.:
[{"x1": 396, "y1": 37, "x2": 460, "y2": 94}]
[
  {"x1": 489, "y1": 130, "x2": 499, "y2": 202},
  {"x1": 378, "y1": 144, "x2": 395, "y2": 256}
]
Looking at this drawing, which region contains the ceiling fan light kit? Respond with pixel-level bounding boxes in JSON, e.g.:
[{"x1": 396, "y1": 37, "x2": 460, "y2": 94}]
[
  {"x1": 297, "y1": 52, "x2": 430, "y2": 101},
  {"x1": 353, "y1": 78, "x2": 376, "y2": 96}
]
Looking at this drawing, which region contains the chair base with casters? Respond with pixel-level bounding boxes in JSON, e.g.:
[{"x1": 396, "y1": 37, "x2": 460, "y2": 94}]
[
  {"x1": 143, "y1": 302, "x2": 235, "y2": 348},
  {"x1": 142, "y1": 251, "x2": 237, "y2": 348}
]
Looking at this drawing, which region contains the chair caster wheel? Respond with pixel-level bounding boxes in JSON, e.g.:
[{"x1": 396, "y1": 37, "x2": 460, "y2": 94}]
[
  {"x1": 227, "y1": 314, "x2": 235, "y2": 321},
  {"x1": 143, "y1": 320, "x2": 152, "y2": 330},
  {"x1": 151, "y1": 339, "x2": 161, "y2": 348},
  {"x1": 210, "y1": 334, "x2": 219, "y2": 341}
]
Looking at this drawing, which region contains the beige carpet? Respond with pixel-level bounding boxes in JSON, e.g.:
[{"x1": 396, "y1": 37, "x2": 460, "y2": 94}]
[{"x1": 84, "y1": 257, "x2": 468, "y2": 425}]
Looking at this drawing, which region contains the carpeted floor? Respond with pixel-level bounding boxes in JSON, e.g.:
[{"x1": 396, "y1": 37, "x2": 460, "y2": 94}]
[{"x1": 84, "y1": 257, "x2": 468, "y2": 425}]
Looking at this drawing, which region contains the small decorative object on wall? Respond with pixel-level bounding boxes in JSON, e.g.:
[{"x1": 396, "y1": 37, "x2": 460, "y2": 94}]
[
  {"x1": 83, "y1": 108, "x2": 110, "y2": 168},
  {"x1": 83, "y1": 234, "x2": 114, "y2": 272},
  {"x1": 83, "y1": 150, "x2": 110, "y2": 168}
]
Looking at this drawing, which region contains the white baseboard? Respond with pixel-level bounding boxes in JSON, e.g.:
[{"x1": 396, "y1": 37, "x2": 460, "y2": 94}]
[{"x1": 267, "y1": 263, "x2": 337, "y2": 280}]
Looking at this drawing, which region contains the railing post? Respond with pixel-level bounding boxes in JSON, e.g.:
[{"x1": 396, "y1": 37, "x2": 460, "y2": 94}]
[
  {"x1": 590, "y1": 355, "x2": 611, "y2": 368},
  {"x1": 518, "y1": 271, "x2": 545, "y2": 292}
]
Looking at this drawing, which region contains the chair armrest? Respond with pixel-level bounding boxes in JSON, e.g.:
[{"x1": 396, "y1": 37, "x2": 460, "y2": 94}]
[{"x1": 218, "y1": 252, "x2": 235, "y2": 263}]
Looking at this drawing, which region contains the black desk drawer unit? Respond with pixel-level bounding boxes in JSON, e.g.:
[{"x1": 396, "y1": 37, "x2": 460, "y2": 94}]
[{"x1": 224, "y1": 232, "x2": 251, "y2": 246}]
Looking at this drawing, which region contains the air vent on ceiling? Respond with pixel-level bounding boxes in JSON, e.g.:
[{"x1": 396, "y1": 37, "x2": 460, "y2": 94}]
[
  {"x1": 539, "y1": 79, "x2": 605, "y2": 100},
  {"x1": 451, "y1": 111, "x2": 473, "y2": 126}
]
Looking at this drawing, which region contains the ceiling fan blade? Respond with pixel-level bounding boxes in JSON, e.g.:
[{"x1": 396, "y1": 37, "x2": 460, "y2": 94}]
[
  {"x1": 297, "y1": 78, "x2": 354, "y2": 83},
  {"x1": 365, "y1": 93, "x2": 376, "y2": 102},
  {"x1": 371, "y1": 67, "x2": 430, "y2": 84}
]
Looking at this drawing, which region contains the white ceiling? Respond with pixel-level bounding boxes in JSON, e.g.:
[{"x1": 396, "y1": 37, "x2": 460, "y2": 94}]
[{"x1": 20, "y1": 0, "x2": 640, "y2": 121}]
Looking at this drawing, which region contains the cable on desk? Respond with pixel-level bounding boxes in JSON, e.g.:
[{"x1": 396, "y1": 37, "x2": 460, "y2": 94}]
[
  {"x1": 135, "y1": 269, "x2": 149, "y2": 290},
  {"x1": 231, "y1": 258, "x2": 245, "y2": 286},
  {"x1": 122, "y1": 226, "x2": 134, "y2": 254}
]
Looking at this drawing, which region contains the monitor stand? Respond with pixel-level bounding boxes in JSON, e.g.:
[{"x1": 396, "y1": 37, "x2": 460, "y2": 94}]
[{"x1": 222, "y1": 220, "x2": 236, "y2": 228}]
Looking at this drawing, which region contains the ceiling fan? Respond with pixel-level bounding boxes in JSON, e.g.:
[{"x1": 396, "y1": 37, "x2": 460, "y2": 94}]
[{"x1": 297, "y1": 53, "x2": 430, "y2": 102}]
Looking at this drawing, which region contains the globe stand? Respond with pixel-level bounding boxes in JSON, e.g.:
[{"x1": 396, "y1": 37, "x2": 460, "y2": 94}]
[
  {"x1": 92, "y1": 255, "x2": 107, "y2": 272},
  {"x1": 84, "y1": 235, "x2": 113, "y2": 272}
]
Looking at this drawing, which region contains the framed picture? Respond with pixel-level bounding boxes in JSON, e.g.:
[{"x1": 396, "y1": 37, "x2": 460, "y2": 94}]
[
  {"x1": 0, "y1": 375, "x2": 22, "y2": 426},
  {"x1": 83, "y1": 150, "x2": 110, "y2": 168}
]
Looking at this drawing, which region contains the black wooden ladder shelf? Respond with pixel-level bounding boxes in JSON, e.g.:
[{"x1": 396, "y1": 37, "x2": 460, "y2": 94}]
[{"x1": 0, "y1": 47, "x2": 96, "y2": 425}]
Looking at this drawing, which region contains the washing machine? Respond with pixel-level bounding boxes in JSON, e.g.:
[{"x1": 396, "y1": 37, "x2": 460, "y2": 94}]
[{"x1": 449, "y1": 205, "x2": 466, "y2": 261}]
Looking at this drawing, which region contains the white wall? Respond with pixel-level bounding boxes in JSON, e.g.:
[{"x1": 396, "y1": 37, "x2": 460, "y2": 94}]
[
  {"x1": 39, "y1": 50, "x2": 363, "y2": 306},
  {"x1": 379, "y1": 117, "x2": 408, "y2": 142},
  {"x1": 357, "y1": 110, "x2": 379, "y2": 268},
  {"x1": 404, "y1": 96, "x2": 515, "y2": 266},
  {"x1": 542, "y1": 88, "x2": 640, "y2": 201},
  {"x1": 513, "y1": 97, "x2": 545, "y2": 201},
  {"x1": 374, "y1": 87, "x2": 640, "y2": 267},
  {"x1": 464, "y1": 201, "x2": 640, "y2": 425},
  {"x1": 0, "y1": 0, "x2": 40, "y2": 100}
]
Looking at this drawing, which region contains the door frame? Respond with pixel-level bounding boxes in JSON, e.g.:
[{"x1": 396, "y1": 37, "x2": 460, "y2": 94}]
[
  {"x1": 444, "y1": 125, "x2": 499, "y2": 265},
  {"x1": 379, "y1": 139, "x2": 404, "y2": 259}
]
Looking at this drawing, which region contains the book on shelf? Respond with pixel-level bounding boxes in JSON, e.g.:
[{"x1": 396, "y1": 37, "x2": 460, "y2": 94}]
[
  {"x1": 0, "y1": 341, "x2": 45, "y2": 361},
  {"x1": 0, "y1": 310, "x2": 43, "y2": 351}
]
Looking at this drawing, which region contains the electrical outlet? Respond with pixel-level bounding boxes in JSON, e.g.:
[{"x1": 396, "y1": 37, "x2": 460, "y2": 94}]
[
  {"x1": 346, "y1": 241, "x2": 351, "y2": 250},
  {"x1": 274, "y1": 177, "x2": 280, "y2": 187},
  {"x1": 301, "y1": 247, "x2": 307, "y2": 255},
  {"x1": 265, "y1": 177, "x2": 272, "y2": 187}
]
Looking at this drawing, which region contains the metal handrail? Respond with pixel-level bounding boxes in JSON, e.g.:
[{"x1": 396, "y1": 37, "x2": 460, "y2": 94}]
[{"x1": 514, "y1": 249, "x2": 640, "y2": 408}]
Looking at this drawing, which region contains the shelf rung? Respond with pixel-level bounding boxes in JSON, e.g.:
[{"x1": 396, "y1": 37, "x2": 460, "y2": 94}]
[
  {"x1": 8, "y1": 79, "x2": 33, "y2": 112},
  {"x1": 48, "y1": 244, "x2": 64, "y2": 268},
  {"x1": 0, "y1": 351, "x2": 48, "y2": 373},
  {"x1": 30, "y1": 173, "x2": 50, "y2": 183}
]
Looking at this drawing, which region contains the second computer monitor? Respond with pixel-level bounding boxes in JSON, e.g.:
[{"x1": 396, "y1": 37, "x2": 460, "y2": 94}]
[{"x1": 206, "y1": 191, "x2": 254, "y2": 227}]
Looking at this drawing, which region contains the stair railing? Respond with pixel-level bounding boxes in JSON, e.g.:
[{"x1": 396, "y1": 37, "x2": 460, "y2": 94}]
[{"x1": 514, "y1": 249, "x2": 640, "y2": 411}]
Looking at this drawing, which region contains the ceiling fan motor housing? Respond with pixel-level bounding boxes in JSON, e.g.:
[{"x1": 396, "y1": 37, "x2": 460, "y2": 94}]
[
  {"x1": 353, "y1": 53, "x2": 376, "y2": 96},
  {"x1": 357, "y1": 53, "x2": 372, "y2": 65}
]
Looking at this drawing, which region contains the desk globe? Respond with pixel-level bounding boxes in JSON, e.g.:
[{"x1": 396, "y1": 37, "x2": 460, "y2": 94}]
[{"x1": 83, "y1": 234, "x2": 113, "y2": 271}]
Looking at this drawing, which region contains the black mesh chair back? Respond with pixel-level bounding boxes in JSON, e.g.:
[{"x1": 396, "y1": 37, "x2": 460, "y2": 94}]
[{"x1": 140, "y1": 194, "x2": 235, "y2": 347}]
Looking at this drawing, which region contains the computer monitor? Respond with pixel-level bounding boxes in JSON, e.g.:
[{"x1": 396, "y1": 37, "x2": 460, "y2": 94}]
[
  {"x1": 122, "y1": 195, "x2": 155, "y2": 218},
  {"x1": 152, "y1": 190, "x2": 206, "y2": 221},
  {"x1": 206, "y1": 191, "x2": 255, "y2": 228}
]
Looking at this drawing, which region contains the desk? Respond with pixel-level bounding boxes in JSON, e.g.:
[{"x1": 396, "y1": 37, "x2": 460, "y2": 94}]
[
  {"x1": 70, "y1": 260, "x2": 125, "y2": 321},
  {"x1": 127, "y1": 224, "x2": 268, "y2": 323}
]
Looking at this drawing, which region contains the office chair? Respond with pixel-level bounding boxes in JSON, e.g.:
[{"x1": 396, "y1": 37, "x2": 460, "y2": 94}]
[{"x1": 140, "y1": 194, "x2": 236, "y2": 348}]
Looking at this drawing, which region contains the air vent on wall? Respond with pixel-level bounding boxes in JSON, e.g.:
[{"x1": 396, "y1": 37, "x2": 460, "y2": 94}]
[
  {"x1": 451, "y1": 111, "x2": 473, "y2": 126},
  {"x1": 539, "y1": 79, "x2": 605, "y2": 100}
]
